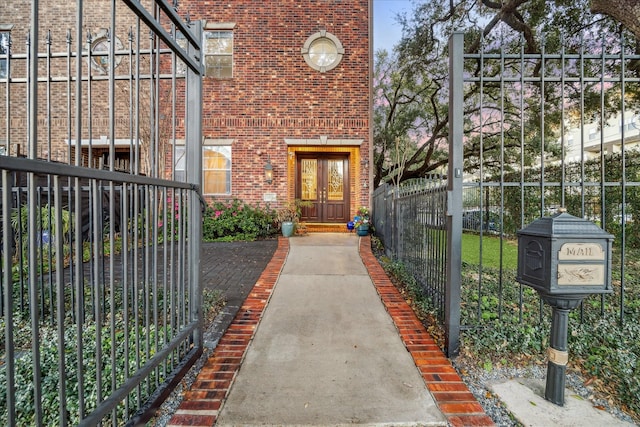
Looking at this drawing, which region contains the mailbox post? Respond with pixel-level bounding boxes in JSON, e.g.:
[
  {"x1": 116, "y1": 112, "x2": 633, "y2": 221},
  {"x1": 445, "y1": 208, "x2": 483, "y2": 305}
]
[{"x1": 516, "y1": 209, "x2": 613, "y2": 406}]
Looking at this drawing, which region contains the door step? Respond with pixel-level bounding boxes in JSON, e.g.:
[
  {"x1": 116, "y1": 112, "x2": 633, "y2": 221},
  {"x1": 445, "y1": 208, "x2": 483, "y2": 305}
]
[{"x1": 302, "y1": 222, "x2": 351, "y2": 233}]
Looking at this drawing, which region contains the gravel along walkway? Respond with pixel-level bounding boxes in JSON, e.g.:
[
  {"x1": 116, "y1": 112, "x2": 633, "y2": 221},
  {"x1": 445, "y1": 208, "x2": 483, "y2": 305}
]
[{"x1": 453, "y1": 357, "x2": 637, "y2": 426}]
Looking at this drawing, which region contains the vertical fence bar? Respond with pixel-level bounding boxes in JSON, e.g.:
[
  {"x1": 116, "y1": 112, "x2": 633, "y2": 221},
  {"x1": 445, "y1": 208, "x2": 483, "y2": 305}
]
[
  {"x1": 73, "y1": 178, "x2": 85, "y2": 421},
  {"x1": 161, "y1": 186, "x2": 169, "y2": 377},
  {"x1": 27, "y1": 0, "x2": 43, "y2": 422},
  {"x1": 2, "y1": 170, "x2": 16, "y2": 426},
  {"x1": 598, "y1": 36, "x2": 607, "y2": 317},
  {"x1": 169, "y1": 186, "x2": 177, "y2": 366},
  {"x1": 133, "y1": 182, "x2": 141, "y2": 407},
  {"x1": 518, "y1": 35, "x2": 527, "y2": 323},
  {"x1": 134, "y1": 20, "x2": 141, "y2": 175},
  {"x1": 539, "y1": 37, "x2": 546, "y2": 217},
  {"x1": 74, "y1": 0, "x2": 86, "y2": 416},
  {"x1": 579, "y1": 35, "x2": 586, "y2": 216},
  {"x1": 2, "y1": 31, "x2": 11, "y2": 155},
  {"x1": 149, "y1": 18, "x2": 156, "y2": 178},
  {"x1": 186, "y1": 20, "x2": 203, "y2": 348},
  {"x1": 107, "y1": 7, "x2": 119, "y2": 409},
  {"x1": 619, "y1": 34, "x2": 627, "y2": 325},
  {"x1": 121, "y1": 181, "x2": 130, "y2": 416},
  {"x1": 445, "y1": 32, "x2": 464, "y2": 357},
  {"x1": 497, "y1": 42, "x2": 506, "y2": 321},
  {"x1": 143, "y1": 184, "x2": 150, "y2": 396},
  {"x1": 53, "y1": 175, "x2": 68, "y2": 427},
  {"x1": 560, "y1": 35, "x2": 566, "y2": 209},
  {"x1": 477, "y1": 35, "x2": 486, "y2": 325},
  {"x1": 44, "y1": 31, "x2": 54, "y2": 324},
  {"x1": 92, "y1": 178, "x2": 103, "y2": 408}
]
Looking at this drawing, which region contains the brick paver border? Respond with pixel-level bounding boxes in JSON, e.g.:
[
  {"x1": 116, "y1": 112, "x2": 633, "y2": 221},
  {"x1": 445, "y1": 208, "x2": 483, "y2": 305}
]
[
  {"x1": 167, "y1": 237, "x2": 289, "y2": 427},
  {"x1": 168, "y1": 235, "x2": 494, "y2": 426},
  {"x1": 358, "y1": 235, "x2": 495, "y2": 427}
]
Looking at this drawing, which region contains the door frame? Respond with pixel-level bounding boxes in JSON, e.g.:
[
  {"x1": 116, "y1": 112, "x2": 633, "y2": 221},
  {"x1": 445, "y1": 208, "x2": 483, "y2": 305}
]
[
  {"x1": 286, "y1": 145, "x2": 364, "y2": 223},
  {"x1": 295, "y1": 153, "x2": 351, "y2": 223}
]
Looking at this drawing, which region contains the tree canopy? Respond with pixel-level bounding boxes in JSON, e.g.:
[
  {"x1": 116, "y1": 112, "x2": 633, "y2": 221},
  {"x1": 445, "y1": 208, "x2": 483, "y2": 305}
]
[{"x1": 373, "y1": 0, "x2": 640, "y2": 187}]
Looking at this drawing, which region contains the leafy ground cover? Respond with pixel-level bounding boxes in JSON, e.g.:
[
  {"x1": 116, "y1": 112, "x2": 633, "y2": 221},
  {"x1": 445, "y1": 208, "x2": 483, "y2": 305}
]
[
  {"x1": 0, "y1": 288, "x2": 226, "y2": 426},
  {"x1": 372, "y1": 234, "x2": 640, "y2": 423}
]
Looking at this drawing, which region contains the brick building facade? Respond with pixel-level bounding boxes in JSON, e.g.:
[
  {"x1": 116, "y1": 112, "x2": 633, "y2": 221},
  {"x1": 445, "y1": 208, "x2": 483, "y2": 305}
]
[
  {"x1": 1, "y1": 0, "x2": 371, "y2": 223},
  {"x1": 180, "y1": 0, "x2": 372, "y2": 223}
]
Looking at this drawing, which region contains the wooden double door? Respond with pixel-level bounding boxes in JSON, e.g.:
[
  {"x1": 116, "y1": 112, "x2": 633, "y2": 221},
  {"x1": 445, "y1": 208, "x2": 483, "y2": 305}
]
[{"x1": 296, "y1": 154, "x2": 350, "y2": 223}]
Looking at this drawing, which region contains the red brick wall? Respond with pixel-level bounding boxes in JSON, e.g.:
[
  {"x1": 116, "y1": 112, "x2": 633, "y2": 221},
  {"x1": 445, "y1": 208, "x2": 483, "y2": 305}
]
[
  {"x1": 181, "y1": 0, "x2": 371, "y2": 211},
  {"x1": 1, "y1": 1, "x2": 371, "y2": 211}
]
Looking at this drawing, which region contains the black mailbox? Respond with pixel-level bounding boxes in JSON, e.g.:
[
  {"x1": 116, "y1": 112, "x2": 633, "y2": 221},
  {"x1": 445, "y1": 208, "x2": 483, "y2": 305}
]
[
  {"x1": 516, "y1": 210, "x2": 613, "y2": 406},
  {"x1": 517, "y1": 210, "x2": 613, "y2": 300}
]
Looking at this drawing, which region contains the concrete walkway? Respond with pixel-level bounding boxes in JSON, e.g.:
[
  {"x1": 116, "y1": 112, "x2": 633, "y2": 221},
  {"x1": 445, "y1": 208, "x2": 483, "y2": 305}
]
[
  {"x1": 216, "y1": 233, "x2": 445, "y2": 426},
  {"x1": 167, "y1": 233, "x2": 494, "y2": 426}
]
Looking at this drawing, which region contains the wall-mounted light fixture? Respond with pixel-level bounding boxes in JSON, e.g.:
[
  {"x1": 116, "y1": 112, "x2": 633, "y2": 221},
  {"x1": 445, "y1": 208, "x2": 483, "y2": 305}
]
[{"x1": 264, "y1": 157, "x2": 273, "y2": 184}]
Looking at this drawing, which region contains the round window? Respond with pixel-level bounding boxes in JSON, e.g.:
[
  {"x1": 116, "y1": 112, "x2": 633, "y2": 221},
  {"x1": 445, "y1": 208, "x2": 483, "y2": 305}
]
[
  {"x1": 90, "y1": 30, "x2": 123, "y2": 74},
  {"x1": 301, "y1": 31, "x2": 344, "y2": 72},
  {"x1": 309, "y1": 38, "x2": 338, "y2": 67}
]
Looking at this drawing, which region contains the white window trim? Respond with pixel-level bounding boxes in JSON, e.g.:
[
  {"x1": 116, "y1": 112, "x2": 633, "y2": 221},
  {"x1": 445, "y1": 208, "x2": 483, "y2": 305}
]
[
  {"x1": 172, "y1": 139, "x2": 234, "y2": 195},
  {"x1": 301, "y1": 30, "x2": 345, "y2": 73},
  {"x1": 202, "y1": 24, "x2": 235, "y2": 79},
  {"x1": 285, "y1": 137, "x2": 362, "y2": 146},
  {"x1": 204, "y1": 138, "x2": 234, "y2": 146},
  {"x1": 203, "y1": 22, "x2": 237, "y2": 31}
]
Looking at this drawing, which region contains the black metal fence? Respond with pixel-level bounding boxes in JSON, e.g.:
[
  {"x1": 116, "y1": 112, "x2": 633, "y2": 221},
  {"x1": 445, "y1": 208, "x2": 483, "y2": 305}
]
[
  {"x1": 374, "y1": 31, "x2": 640, "y2": 356},
  {"x1": 0, "y1": 1, "x2": 203, "y2": 425},
  {"x1": 373, "y1": 177, "x2": 448, "y2": 318}
]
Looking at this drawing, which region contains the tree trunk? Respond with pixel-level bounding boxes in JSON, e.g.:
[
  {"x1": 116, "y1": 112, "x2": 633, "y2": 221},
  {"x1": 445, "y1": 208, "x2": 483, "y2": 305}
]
[{"x1": 592, "y1": 0, "x2": 640, "y2": 38}]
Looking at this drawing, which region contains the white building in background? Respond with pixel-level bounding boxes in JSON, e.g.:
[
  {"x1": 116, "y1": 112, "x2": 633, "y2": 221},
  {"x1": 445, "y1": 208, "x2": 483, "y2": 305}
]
[{"x1": 562, "y1": 112, "x2": 640, "y2": 162}]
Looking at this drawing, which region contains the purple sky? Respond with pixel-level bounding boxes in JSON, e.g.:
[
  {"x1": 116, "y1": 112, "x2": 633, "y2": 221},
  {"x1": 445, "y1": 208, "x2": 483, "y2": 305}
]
[{"x1": 373, "y1": 0, "x2": 413, "y2": 53}]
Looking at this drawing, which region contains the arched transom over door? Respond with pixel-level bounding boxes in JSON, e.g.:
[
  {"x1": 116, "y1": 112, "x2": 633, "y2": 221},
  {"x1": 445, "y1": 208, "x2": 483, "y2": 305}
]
[{"x1": 296, "y1": 154, "x2": 350, "y2": 223}]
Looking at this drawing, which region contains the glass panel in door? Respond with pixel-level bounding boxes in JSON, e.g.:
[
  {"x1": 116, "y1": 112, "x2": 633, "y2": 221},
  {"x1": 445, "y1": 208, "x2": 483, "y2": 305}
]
[{"x1": 297, "y1": 155, "x2": 349, "y2": 223}]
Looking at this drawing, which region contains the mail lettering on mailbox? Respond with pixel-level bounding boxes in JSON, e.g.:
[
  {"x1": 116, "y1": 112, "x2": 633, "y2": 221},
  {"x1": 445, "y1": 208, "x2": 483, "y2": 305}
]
[{"x1": 557, "y1": 243, "x2": 606, "y2": 286}]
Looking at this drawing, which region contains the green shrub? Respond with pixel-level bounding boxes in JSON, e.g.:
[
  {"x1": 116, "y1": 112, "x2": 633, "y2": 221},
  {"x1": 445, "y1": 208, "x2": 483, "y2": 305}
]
[
  {"x1": 202, "y1": 199, "x2": 277, "y2": 242},
  {"x1": 500, "y1": 150, "x2": 640, "y2": 248}
]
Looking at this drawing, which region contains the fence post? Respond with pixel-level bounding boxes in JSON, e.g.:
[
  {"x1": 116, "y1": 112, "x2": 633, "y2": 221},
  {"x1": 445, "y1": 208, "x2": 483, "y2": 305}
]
[
  {"x1": 186, "y1": 20, "x2": 203, "y2": 349},
  {"x1": 445, "y1": 32, "x2": 464, "y2": 357}
]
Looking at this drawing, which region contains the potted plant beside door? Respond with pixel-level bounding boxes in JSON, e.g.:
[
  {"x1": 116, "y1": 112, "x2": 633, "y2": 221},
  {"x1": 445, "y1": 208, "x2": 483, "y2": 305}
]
[
  {"x1": 277, "y1": 200, "x2": 314, "y2": 237},
  {"x1": 354, "y1": 206, "x2": 370, "y2": 236},
  {"x1": 277, "y1": 203, "x2": 298, "y2": 237}
]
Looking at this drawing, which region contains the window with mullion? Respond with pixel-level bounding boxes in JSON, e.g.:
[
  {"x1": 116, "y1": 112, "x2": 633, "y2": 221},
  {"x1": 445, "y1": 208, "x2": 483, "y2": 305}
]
[
  {"x1": 0, "y1": 32, "x2": 9, "y2": 79},
  {"x1": 203, "y1": 30, "x2": 233, "y2": 78},
  {"x1": 203, "y1": 146, "x2": 231, "y2": 195}
]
